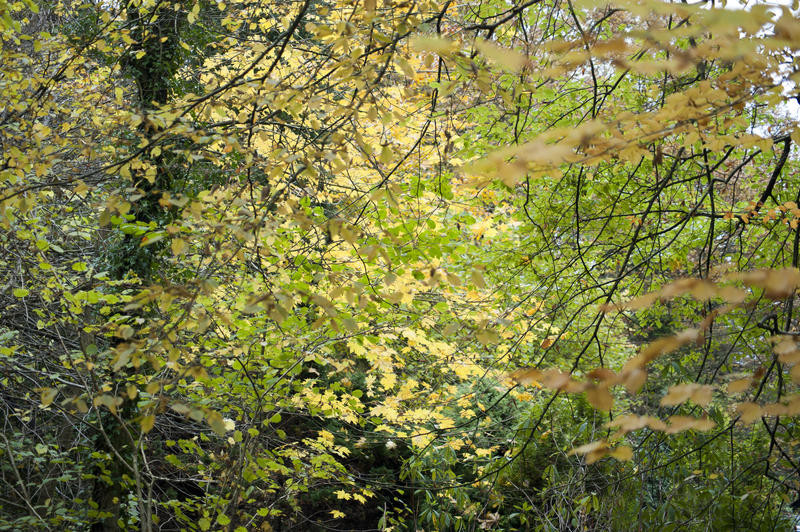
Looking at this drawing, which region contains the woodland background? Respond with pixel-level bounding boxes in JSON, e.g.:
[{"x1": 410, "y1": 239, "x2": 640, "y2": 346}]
[{"x1": 2, "y1": 0, "x2": 800, "y2": 530}]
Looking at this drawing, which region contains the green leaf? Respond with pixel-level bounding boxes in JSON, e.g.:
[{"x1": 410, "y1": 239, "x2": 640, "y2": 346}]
[
  {"x1": 12, "y1": 288, "x2": 29, "y2": 298},
  {"x1": 140, "y1": 232, "x2": 165, "y2": 247}
]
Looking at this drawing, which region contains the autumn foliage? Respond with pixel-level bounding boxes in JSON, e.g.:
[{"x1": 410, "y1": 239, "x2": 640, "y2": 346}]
[{"x1": 2, "y1": 0, "x2": 800, "y2": 530}]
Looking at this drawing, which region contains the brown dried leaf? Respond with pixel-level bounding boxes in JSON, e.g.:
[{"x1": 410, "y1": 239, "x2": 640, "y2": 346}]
[
  {"x1": 773, "y1": 336, "x2": 800, "y2": 363},
  {"x1": 609, "y1": 445, "x2": 633, "y2": 461},
  {"x1": 569, "y1": 440, "x2": 611, "y2": 463},
  {"x1": 660, "y1": 384, "x2": 695, "y2": 406},
  {"x1": 691, "y1": 384, "x2": 714, "y2": 407},
  {"x1": 647, "y1": 417, "x2": 668, "y2": 431},
  {"x1": 585, "y1": 449, "x2": 608, "y2": 464},
  {"x1": 781, "y1": 351, "x2": 800, "y2": 364},
  {"x1": 666, "y1": 415, "x2": 716, "y2": 434},
  {"x1": 606, "y1": 414, "x2": 650, "y2": 433},
  {"x1": 717, "y1": 285, "x2": 748, "y2": 303},
  {"x1": 730, "y1": 268, "x2": 800, "y2": 299},
  {"x1": 693, "y1": 417, "x2": 716, "y2": 432},
  {"x1": 773, "y1": 336, "x2": 798, "y2": 355},
  {"x1": 623, "y1": 368, "x2": 648, "y2": 393},
  {"x1": 786, "y1": 395, "x2": 800, "y2": 415},
  {"x1": 586, "y1": 385, "x2": 614, "y2": 411},
  {"x1": 540, "y1": 369, "x2": 575, "y2": 391},
  {"x1": 736, "y1": 402, "x2": 762, "y2": 424},
  {"x1": 683, "y1": 279, "x2": 717, "y2": 300},
  {"x1": 664, "y1": 416, "x2": 693, "y2": 434},
  {"x1": 568, "y1": 440, "x2": 606, "y2": 456},
  {"x1": 619, "y1": 292, "x2": 659, "y2": 311},
  {"x1": 762, "y1": 402, "x2": 789, "y2": 416},
  {"x1": 727, "y1": 377, "x2": 752, "y2": 394},
  {"x1": 587, "y1": 368, "x2": 617, "y2": 381},
  {"x1": 625, "y1": 329, "x2": 699, "y2": 370},
  {"x1": 607, "y1": 278, "x2": 746, "y2": 312},
  {"x1": 508, "y1": 368, "x2": 542, "y2": 387}
]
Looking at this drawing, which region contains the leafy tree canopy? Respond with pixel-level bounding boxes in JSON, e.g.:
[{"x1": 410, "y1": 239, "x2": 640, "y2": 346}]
[{"x1": 2, "y1": 0, "x2": 800, "y2": 530}]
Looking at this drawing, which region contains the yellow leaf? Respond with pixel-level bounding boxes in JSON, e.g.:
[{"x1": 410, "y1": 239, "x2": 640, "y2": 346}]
[
  {"x1": 395, "y1": 55, "x2": 416, "y2": 80},
  {"x1": 410, "y1": 35, "x2": 457, "y2": 55},
  {"x1": 207, "y1": 411, "x2": 227, "y2": 435},
  {"x1": 379, "y1": 145, "x2": 393, "y2": 165},
  {"x1": 74, "y1": 398, "x2": 89, "y2": 413},
  {"x1": 140, "y1": 415, "x2": 155, "y2": 433},
  {"x1": 40, "y1": 388, "x2": 57, "y2": 407},
  {"x1": 171, "y1": 237, "x2": 187, "y2": 255},
  {"x1": 75, "y1": 180, "x2": 89, "y2": 197},
  {"x1": 93, "y1": 394, "x2": 121, "y2": 414},
  {"x1": 475, "y1": 38, "x2": 527, "y2": 71},
  {"x1": 188, "y1": 2, "x2": 200, "y2": 24},
  {"x1": 470, "y1": 269, "x2": 486, "y2": 288},
  {"x1": 99, "y1": 209, "x2": 111, "y2": 227},
  {"x1": 476, "y1": 328, "x2": 499, "y2": 345}
]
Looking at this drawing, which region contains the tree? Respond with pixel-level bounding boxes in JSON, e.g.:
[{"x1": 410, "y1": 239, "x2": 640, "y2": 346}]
[{"x1": 2, "y1": 0, "x2": 800, "y2": 530}]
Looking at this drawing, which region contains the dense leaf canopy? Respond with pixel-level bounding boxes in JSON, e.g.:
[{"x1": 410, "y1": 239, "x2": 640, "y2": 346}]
[{"x1": 2, "y1": 0, "x2": 800, "y2": 530}]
